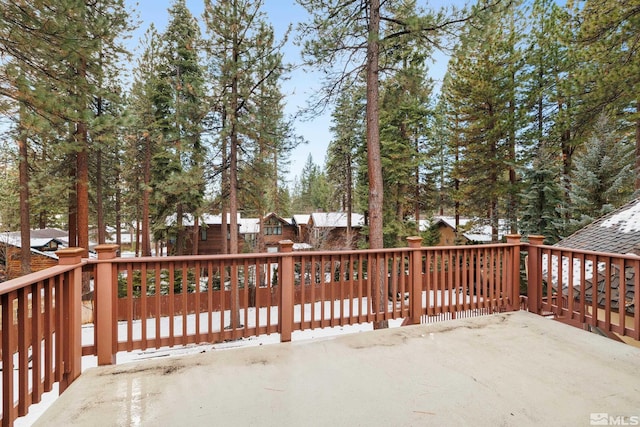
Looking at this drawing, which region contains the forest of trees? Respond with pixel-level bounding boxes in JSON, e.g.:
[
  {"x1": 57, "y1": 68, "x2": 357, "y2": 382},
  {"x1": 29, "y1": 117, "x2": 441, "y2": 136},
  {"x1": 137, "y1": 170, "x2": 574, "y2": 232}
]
[{"x1": 0, "y1": 0, "x2": 638, "y2": 276}]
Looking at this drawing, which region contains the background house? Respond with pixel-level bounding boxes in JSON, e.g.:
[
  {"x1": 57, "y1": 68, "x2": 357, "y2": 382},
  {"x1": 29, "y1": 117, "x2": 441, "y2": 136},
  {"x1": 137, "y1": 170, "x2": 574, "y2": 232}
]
[
  {"x1": 292, "y1": 214, "x2": 311, "y2": 244},
  {"x1": 174, "y1": 213, "x2": 245, "y2": 255},
  {"x1": 308, "y1": 212, "x2": 365, "y2": 249},
  {"x1": 419, "y1": 216, "x2": 510, "y2": 246},
  {"x1": 0, "y1": 228, "x2": 68, "y2": 280},
  {"x1": 176, "y1": 212, "x2": 298, "y2": 255},
  {"x1": 259, "y1": 213, "x2": 297, "y2": 252}
]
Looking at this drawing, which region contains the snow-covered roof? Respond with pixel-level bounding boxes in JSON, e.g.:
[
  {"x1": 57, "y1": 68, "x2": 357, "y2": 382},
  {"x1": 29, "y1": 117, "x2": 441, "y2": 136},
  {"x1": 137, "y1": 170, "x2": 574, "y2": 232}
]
[
  {"x1": 263, "y1": 212, "x2": 291, "y2": 225},
  {"x1": 0, "y1": 230, "x2": 66, "y2": 259},
  {"x1": 29, "y1": 228, "x2": 68, "y2": 240},
  {"x1": 0, "y1": 231, "x2": 66, "y2": 250},
  {"x1": 557, "y1": 198, "x2": 640, "y2": 254},
  {"x1": 293, "y1": 242, "x2": 313, "y2": 251},
  {"x1": 30, "y1": 248, "x2": 59, "y2": 260},
  {"x1": 292, "y1": 214, "x2": 311, "y2": 226},
  {"x1": 239, "y1": 218, "x2": 260, "y2": 234},
  {"x1": 310, "y1": 212, "x2": 365, "y2": 228},
  {"x1": 165, "y1": 213, "x2": 242, "y2": 227}
]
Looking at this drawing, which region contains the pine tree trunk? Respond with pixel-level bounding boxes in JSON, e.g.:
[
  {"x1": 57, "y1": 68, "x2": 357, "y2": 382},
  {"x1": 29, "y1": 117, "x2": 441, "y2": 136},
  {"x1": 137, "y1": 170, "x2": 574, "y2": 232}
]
[
  {"x1": 193, "y1": 216, "x2": 199, "y2": 255},
  {"x1": 68, "y1": 151, "x2": 78, "y2": 248},
  {"x1": 142, "y1": 135, "x2": 151, "y2": 256},
  {"x1": 76, "y1": 57, "x2": 90, "y2": 258},
  {"x1": 366, "y1": 0, "x2": 387, "y2": 329},
  {"x1": 230, "y1": 5, "x2": 241, "y2": 328},
  {"x1": 176, "y1": 203, "x2": 184, "y2": 255},
  {"x1": 96, "y1": 147, "x2": 105, "y2": 244},
  {"x1": 76, "y1": 125, "x2": 89, "y2": 257},
  {"x1": 635, "y1": 103, "x2": 640, "y2": 190},
  {"x1": 96, "y1": 95, "x2": 105, "y2": 245},
  {"x1": 346, "y1": 151, "x2": 352, "y2": 248},
  {"x1": 221, "y1": 108, "x2": 229, "y2": 255},
  {"x1": 18, "y1": 107, "x2": 31, "y2": 276}
]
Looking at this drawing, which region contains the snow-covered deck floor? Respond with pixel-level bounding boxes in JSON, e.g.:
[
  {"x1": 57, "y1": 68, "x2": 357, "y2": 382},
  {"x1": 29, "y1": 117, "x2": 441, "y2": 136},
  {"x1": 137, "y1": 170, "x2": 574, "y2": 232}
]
[{"x1": 34, "y1": 311, "x2": 640, "y2": 426}]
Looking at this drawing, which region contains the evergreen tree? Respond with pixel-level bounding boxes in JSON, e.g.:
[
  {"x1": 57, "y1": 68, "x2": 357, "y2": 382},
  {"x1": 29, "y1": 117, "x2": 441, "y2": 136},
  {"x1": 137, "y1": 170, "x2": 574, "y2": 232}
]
[
  {"x1": 291, "y1": 154, "x2": 332, "y2": 213},
  {"x1": 569, "y1": 113, "x2": 635, "y2": 229},
  {"x1": 425, "y1": 98, "x2": 455, "y2": 217},
  {"x1": 518, "y1": 0, "x2": 574, "y2": 235},
  {"x1": 152, "y1": 0, "x2": 207, "y2": 256},
  {"x1": 126, "y1": 25, "x2": 164, "y2": 256},
  {"x1": 204, "y1": 0, "x2": 290, "y2": 257},
  {"x1": 573, "y1": 0, "x2": 640, "y2": 189},
  {"x1": 0, "y1": 0, "x2": 132, "y2": 260},
  {"x1": 0, "y1": 136, "x2": 19, "y2": 230},
  {"x1": 326, "y1": 84, "x2": 366, "y2": 236},
  {"x1": 442, "y1": 0, "x2": 525, "y2": 242},
  {"x1": 236, "y1": 17, "x2": 298, "y2": 223},
  {"x1": 378, "y1": 3, "x2": 433, "y2": 246},
  {"x1": 519, "y1": 144, "x2": 567, "y2": 244}
]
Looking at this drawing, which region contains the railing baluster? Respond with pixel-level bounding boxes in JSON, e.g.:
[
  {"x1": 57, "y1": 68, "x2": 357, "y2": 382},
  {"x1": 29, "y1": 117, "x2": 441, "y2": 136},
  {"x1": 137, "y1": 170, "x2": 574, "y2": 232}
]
[
  {"x1": 194, "y1": 260, "x2": 201, "y2": 342},
  {"x1": 2, "y1": 291, "x2": 16, "y2": 425},
  {"x1": 126, "y1": 262, "x2": 134, "y2": 352},
  {"x1": 54, "y1": 273, "x2": 63, "y2": 384},
  {"x1": 577, "y1": 253, "x2": 586, "y2": 324},
  {"x1": 17, "y1": 286, "x2": 28, "y2": 416},
  {"x1": 140, "y1": 263, "x2": 148, "y2": 350},
  {"x1": 32, "y1": 281, "x2": 42, "y2": 404},
  {"x1": 154, "y1": 263, "x2": 162, "y2": 349},
  {"x1": 43, "y1": 278, "x2": 53, "y2": 392},
  {"x1": 618, "y1": 258, "x2": 626, "y2": 336},
  {"x1": 567, "y1": 252, "x2": 574, "y2": 319},
  {"x1": 634, "y1": 258, "x2": 640, "y2": 341},
  {"x1": 604, "y1": 257, "x2": 612, "y2": 332}
]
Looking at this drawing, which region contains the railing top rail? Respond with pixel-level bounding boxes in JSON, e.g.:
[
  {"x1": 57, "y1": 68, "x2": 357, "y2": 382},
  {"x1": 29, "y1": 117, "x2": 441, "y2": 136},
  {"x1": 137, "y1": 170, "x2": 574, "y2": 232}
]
[
  {"x1": 421, "y1": 242, "x2": 521, "y2": 251},
  {"x1": 84, "y1": 241, "x2": 521, "y2": 266},
  {"x1": 0, "y1": 261, "x2": 87, "y2": 296},
  {"x1": 525, "y1": 242, "x2": 640, "y2": 261},
  {"x1": 85, "y1": 251, "x2": 286, "y2": 265}
]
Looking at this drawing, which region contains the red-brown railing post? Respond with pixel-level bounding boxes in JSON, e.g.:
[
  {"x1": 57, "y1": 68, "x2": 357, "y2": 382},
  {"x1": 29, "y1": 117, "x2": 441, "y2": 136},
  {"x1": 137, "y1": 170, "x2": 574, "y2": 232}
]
[
  {"x1": 527, "y1": 235, "x2": 545, "y2": 315},
  {"x1": 279, "y1": 240, "x2": 294, "y2": 342},
  {"x1": 506, "y1": 234, "x2": 521, "y2": 311},
  {"x1": 56, "y1": 247, "x2": 84, "y2": 392},
  {"x1": 95, "y1": 244, "x2": 119, "y2": 365},
  {"x1": 407, "y1": 236, "x2": 423, "y2": 325}
]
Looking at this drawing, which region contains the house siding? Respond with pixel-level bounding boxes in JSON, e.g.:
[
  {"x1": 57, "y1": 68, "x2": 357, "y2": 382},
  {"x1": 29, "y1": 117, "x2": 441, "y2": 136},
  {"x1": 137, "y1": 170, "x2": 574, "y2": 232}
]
[{"x1": 5, "y1": 247, "x2": 58, "y2": 279}]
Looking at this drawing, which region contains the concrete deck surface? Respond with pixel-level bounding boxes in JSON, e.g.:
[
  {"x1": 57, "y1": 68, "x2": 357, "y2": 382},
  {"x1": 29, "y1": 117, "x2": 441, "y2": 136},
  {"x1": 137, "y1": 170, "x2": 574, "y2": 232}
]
[{"x1": 34, "y1": 311, "x2": 640, "y2": 427}]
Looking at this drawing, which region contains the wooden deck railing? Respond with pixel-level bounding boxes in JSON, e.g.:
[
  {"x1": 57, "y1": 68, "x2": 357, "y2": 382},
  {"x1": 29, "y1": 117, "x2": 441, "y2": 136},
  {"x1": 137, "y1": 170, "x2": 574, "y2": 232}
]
[
  {"x1": 526, "y1": 235, "x2": 640, "y2": 341},
  {"x1": 0, "y1": 248, "x2": 85, "y2": 427},
  {"x1": 2, "y1": 234, "x2": 639, "y2": 426}
]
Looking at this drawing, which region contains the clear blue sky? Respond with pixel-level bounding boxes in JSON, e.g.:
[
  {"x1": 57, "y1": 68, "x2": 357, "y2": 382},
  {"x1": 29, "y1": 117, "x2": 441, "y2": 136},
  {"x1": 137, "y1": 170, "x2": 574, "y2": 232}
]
[{"x1": 127, "y1": 0, "x2": 458, "y2": 183}]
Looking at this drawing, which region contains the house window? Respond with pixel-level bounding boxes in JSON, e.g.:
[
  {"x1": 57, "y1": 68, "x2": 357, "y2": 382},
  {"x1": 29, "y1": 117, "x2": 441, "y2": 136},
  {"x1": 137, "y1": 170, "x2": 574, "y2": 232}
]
[
  {"x1": 265, "y1": 217, "x2": 282, "y2": 235},
  {"x1": 200, "y1": 228, "x2": 207, "y2": 241},
  {"x1": 266, "y1": 225, "x2": 282, "y2": 235}
]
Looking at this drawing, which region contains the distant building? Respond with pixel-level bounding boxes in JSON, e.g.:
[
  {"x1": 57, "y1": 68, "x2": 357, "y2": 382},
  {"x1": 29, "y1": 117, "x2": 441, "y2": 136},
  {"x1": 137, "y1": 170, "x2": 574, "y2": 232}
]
[
  {"x1": 420, "y1": 216, "x2": 510, "y2": 246},
  {"x1": 174, "y1": 212, "x2": 298, "y2": 255},
  {"x1": 0, "y1": 229, "x2": 68, "y2": 280},
  {"x1": 292, "y1": 214, "x2": 311, "y2": 244},
  {"x1": 308, "y1": 212, "x2": 365, "y2": 250},
  {"x1": 259, "y1": 213, "x2": 297, "y2": 252}
]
